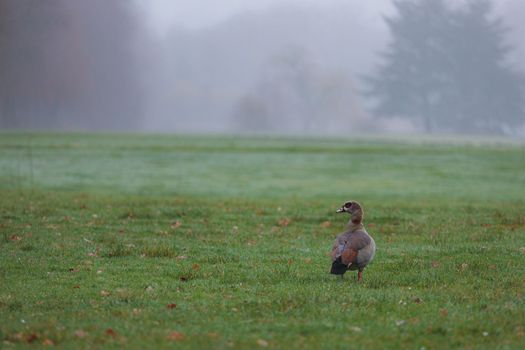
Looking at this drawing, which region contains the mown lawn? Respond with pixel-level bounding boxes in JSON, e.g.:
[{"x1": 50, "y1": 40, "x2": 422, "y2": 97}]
[{"x1": 1, "y1": 132, "x2": 524, "y2": 349}]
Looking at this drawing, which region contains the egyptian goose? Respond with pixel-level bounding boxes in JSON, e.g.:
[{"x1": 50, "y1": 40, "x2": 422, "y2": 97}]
[{"x1": 330, "y1": 201, "x2": 376, "y2": 281}]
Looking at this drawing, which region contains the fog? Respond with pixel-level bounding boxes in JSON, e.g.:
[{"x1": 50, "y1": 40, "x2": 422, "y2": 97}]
[{"x1": 1, "y1": 0, "x2": 524, "y2": 136}]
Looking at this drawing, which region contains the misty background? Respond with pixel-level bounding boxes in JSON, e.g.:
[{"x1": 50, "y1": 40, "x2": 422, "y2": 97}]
[{"x1": 1, "y1": 0, "x2": 524, "y2": 136}]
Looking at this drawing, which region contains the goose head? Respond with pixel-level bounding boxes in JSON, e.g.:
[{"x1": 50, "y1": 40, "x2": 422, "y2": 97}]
[{"x1": 336, "y1": 200, "x2": 364, "y2": 225}]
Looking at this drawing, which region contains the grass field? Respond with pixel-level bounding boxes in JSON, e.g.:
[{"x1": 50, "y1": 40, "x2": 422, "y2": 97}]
[{"x1": 1, "y1": 132, "x2": 524, "y2": 349}]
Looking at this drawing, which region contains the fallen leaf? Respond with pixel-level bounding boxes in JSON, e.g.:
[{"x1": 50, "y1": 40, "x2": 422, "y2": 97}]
[
  {"x1": 105, "y1": 328, "x2": 117, "y2": 338},
  {"x1": 278, "y1": 218, "x2": 291, "y2": 227},
  {"x1": 171, "y1": 221, "x2": 182, "y2": 229},
  {"x1": 72, "y1": 284, "x2": 80, "y2": 289},
  {"x1": 439, "y1": 308, "x2": 448, "y2": 317},
  {"x1": 74, "y1": 330, "x2": 88, "y2": 338},
  {"x1": 100, "y1": 290, "x2": 111, "y2": 297},
  {"x1": 68, "y1": 268, "x2": 80, "y2": 273},
  {"x1": 145, "y1": 285, "x2": 155, "y2": 292},
  {"x1": 413, "y1": 297, "x2": 423, "y2": 304},
  {"x1": 167, "y1": 303, "x2": 177, "y2": 309},
  {"x1": 167, "y1": 331, "x2": 185, "y2": 341},
  {"x1": 42, "y1": 338, "x2": 54, "y2": 346},
  {"x1": 26, "y1": 333, "x2": 38, "y2": 343},
  {"x1": 395, "y1": 320, "x2": 406, "y2": 326},
  {"x1": 192, "y1": 263, "x2": 201, "y2": 271},
  {"x1": 257, "y1": 339, "x2": 269, "y2": 347},
  {"x1": 179, "y1": 277, "x2": 188, "y2": 282},
  {"x1": 320, "y1": 221, "x2": 331, "y2": 228},
  {"x1": 460, "y1": 263, "x2": 468, "y2": 271},
  {"x1": 409, "y1": 318, "x2": 420, "y2": 325},
  {"x1": 431, "y1": 261, "x2": 440, "y2": 268},
  {"x1": 10, "y1": 235, "x2": 22, "y2": 241}
]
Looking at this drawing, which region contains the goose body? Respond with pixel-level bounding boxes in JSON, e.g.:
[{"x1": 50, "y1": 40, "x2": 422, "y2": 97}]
[{"x1": 330, "y1": 201, "x2": 376, "y2": 281}]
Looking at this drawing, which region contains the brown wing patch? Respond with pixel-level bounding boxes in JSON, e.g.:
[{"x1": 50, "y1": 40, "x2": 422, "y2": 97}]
[{"x1": 341, "y1": 248, "x2": 358, "y2": 266}]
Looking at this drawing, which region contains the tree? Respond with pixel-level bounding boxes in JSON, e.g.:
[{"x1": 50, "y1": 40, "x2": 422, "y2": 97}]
[
  {"x1": 365, "y1": 0, "x2": 525, "y2": 135},
  {"x1": 232, "y1": 46, "x2": 367, "y2": 134},
  {"x1": 0, "y1": 0, "x2": 143, "y2": 130}
]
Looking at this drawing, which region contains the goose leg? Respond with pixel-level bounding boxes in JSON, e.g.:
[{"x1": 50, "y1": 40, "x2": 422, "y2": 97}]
[{"x1": 357, "y1": 270, "x2": 363, "y2": 282}]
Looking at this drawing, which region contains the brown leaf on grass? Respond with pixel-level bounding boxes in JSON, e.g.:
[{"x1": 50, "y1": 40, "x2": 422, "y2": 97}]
[
  {"x1": 408, "y1": 317, "x2": 420, "y2": 325},
  {"x1": 42, "y1": 338, "x2": 54, "y2": 346},
  {"x1": 167, "y1": 331, "x2": 185, "y2": 341},
  {"x1": 257, "y1": 339, "x2": 269, "y2": 347},
  {"x1": 320, "y1": 221, "x2": 331, "y2": 228},
  {"x1": 100, "y1": 290, "x2": 111, "y2": 297},
  {"x1": 460, "y1": 263, "x2": 468, "y2": 271},
  {"x1": 179, "y1": 277, "x2": 188, "y2": 282},
  {"x1": 439, "y1": 308, "x2": 448, "y2": 317},
  {"x1": 431, "y1": 261, "x2": 440, "y2": 268},
  {"x1": 74, "y1": 330, "x2": 88, "y2": 338},
  {"x1": 171, "y1": 221, "x2": 182, "y2": 229},
  {"x1": 413, "y1": 297, "x2": 423, "y2": 304},
  {"x1": 72, "y1": 284, "x2": 80, "y2": 289},
  {"x1": 105, "y1": 328, "x2": 117, "y2": 338},
  {"x1": 10, "y1": 235, "x2": 22, "y2": 241},
  {"x1": 26, "y1": 333, "x2": 38, "y2": 343},
  {"x1": 68, "y1": 268, "x2": 80, "y2": 273},
  {"x1": 167, "y1": 303, "x2": 177, "y2": 309},
  {"x1": 192, "y1": 263, "x2": 201, "y2": 271},
  {"x1": 278, "y1": 218, "x2": 291, "y2": 227}
]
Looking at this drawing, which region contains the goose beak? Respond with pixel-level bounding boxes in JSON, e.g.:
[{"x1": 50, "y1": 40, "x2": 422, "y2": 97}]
[{"x1": 336, "y1": 207, "x2": 345, "y2": 213}]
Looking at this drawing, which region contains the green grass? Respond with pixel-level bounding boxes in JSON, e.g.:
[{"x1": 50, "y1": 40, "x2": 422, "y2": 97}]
[{"x1": 1, "y1": 132, "x2": 524, "y2": 349}]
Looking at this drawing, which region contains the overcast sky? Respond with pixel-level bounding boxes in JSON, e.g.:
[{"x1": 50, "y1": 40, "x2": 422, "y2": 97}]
[{"x1": 135, "y1": 0, "x2": 395, "y2": 33}]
